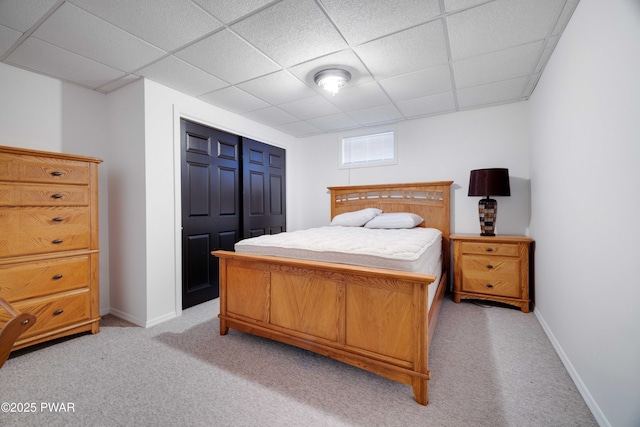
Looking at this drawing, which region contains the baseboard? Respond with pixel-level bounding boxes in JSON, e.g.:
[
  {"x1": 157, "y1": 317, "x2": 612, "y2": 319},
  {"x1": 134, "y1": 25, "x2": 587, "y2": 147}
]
[
  {"x1": 145, "y1": 311, "x2": 177, "y2": 328},
  {"x1": 106, "y1": 307, "x2": 146, "y2": 328},
  {"x1": 534, "y1": 308, "x2": 609, "y2": 427}
]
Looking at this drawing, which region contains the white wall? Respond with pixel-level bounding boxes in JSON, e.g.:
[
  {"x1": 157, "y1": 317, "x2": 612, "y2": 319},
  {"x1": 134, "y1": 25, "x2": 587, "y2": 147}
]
[
  {"x1": 105, "y1": 79, "x2": 148, "y2": 324},
  {"x1": 529, "y1": 1, "x2": 640, "y2": 426},
  {"x1": 295, "y1": 101, "x2": 531, "y2": 236},
  {"x1": 0, "y1": 62, "x2": 111, "y2": 314}
]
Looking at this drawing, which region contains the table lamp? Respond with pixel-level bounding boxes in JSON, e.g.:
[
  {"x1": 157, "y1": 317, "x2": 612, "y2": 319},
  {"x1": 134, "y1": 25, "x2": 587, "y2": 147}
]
[{"x1": 468, "y1": 168, "x2": 511, "y2": 236}]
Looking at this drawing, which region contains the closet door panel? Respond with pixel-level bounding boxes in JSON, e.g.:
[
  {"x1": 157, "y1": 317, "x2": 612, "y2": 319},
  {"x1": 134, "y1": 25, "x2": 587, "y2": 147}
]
[{"x1": 181, "y1": 120, "x2": 240, "y2": 309}]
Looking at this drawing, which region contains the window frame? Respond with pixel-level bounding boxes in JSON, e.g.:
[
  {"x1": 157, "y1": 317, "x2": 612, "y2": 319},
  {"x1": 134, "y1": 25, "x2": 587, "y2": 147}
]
[{"x1": 338, "y1": 126, "x2": 398, "y2": 169}]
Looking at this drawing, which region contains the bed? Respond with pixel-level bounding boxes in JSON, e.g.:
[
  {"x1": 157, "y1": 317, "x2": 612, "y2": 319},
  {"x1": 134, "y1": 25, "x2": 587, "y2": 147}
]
[{"x1": 212, "y1": 181, "x2": 452, "y2": 405}]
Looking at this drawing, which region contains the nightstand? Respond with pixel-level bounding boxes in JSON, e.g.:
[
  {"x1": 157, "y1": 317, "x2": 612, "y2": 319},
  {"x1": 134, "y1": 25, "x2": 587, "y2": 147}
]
[{"x1": 451, "y1": 234, "x2": 534, "y2": 313}]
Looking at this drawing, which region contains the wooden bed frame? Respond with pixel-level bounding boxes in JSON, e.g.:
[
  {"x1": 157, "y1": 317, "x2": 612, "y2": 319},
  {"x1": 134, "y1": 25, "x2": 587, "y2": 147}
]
[{"x1": 213, "y1": 181, "x2": 452, "y2": 405}]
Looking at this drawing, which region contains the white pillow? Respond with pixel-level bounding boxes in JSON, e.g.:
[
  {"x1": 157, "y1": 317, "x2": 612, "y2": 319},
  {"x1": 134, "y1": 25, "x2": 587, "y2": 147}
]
[
  {"x1": 330, "y1": 208, "x2": 382, "y2": 227},
  {"x1": 364, "y1": 212, "x2": 424, "y2": 229}
]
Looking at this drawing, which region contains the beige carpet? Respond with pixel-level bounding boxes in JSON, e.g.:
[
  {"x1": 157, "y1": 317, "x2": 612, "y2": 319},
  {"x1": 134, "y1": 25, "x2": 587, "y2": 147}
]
[{"x1": 1, "y1": 297, "x2": 597, "y2": 426}]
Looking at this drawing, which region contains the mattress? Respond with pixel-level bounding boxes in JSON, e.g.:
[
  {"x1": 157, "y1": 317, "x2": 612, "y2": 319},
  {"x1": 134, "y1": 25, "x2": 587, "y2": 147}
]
[{"x1": 235, "y1": 226, "x2": 443, "y2": 306}]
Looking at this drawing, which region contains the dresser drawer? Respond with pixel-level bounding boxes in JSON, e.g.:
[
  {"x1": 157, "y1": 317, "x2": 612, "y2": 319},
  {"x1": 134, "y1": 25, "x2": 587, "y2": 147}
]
[
  {"x1": 460, "y1": 256, "x2": 520, "y2": 298},
  {"x1": 0, "y1": 289, "x2": 90, "y2": 340},
  {"x1": 460, "y1": 241, "x2": 519, "y2": 257},
  {"x1": 0, "y1": 152, "x2": 90, "y2": 185},
  {"x1": 0, "y1": 255, "x2": 90, "y2": 302},
  {"x1": 0, "y1": 207, "x2": 90, "y2": 257},
  {"x1": 0, "y1": 183, "x2": 90, "y2": 206}
]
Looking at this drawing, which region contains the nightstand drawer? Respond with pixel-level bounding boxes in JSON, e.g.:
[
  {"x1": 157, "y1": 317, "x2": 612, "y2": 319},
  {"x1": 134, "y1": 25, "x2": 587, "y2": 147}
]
[
  {"x1": 460, "y1": 241, "x2": 519, "y2": 257},
  {"x1": 461, "y1": 256, "x2": 520, "y2": 298}
]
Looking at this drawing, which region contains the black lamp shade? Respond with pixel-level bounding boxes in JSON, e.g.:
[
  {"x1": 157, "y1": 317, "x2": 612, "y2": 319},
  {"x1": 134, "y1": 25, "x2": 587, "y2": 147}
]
[{"x1": 468, "y1": 168, "x2": 511, "y2": 197}]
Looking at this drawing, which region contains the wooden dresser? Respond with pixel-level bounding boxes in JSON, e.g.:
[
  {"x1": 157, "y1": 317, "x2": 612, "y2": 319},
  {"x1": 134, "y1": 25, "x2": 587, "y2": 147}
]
[
  {"x1": 0, "y1": 145, "x2": 102, "y2": 352},
  {"x1": 451, "y1": 234, "x2": 533, "y2": 313}
]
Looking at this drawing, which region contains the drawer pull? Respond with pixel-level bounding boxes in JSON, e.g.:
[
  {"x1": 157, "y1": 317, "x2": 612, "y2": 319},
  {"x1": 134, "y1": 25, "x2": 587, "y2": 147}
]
[
  {"x1": 52, "y1": 239, "x2": 63, "y2": 244},
  {"x1": 52, "y1": 193, "x2": 64, "y2": 199},
  {"x1": 53, "y1": 309, "x2": 64, "y2": 316},
  {"x1": 21, "y1": 319, "x2": 31, "y2": 325},
  {"x1": 53, "y1": 217, "x2": 64, "y2": 222},
  {"x1": 485, "y1": 247, "x2": 494, "y2": 252},
  {"x1": 486, "y1": 284, "x2": 494, "y2": 288},
  {"x1": 487, "y1": 264, "x2": 494, "y2": 269},
  {"x1": 51, "y1": 171, "x2": 64, "y2": 176},
  {"x1": 53, "y1": 274, "x2": 63, "y2": 280}
]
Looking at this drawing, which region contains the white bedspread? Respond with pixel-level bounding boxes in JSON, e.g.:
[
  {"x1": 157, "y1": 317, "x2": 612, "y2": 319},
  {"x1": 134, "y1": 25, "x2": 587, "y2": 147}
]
[{"x1": 235, "y1": 226, "x2": 442, "y2": 274}]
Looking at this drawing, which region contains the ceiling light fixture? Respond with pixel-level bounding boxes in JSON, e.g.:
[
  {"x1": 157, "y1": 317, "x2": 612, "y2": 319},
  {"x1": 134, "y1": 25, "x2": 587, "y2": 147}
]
[{"x1": 314, "y1": 68, "x2": 351, "y2": 95}]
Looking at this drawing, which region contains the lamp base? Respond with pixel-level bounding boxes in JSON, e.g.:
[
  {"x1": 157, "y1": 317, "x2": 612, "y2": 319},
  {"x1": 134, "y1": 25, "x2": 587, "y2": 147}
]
[{"x1": 478, "y1": 198, "x2": 498, "y2": 236}]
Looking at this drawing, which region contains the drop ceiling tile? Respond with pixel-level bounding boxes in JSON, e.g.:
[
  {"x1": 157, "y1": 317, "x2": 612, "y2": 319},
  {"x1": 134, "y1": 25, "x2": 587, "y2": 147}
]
[
  {"x1": 192, "y1": 0, "x2": 275, "y2": 23},
  {"x1": 231, "y1": 0, "x2": 347, "y2": 67},
  {"x1": 137, "y1": 56, "x2": 228, "y2": 97},
  {"x1": 348, "y1": 104, "x2": 404, "y2": 126},
  {"x1": 443, "y1": 0, "x2": 488, "y2": 13},
  {"x1": 0, "y1": 0, "x2": 59, "y2": 32},
  {"x1": 288, "y1": 49, "x2": 373, "y2": 90},
  {"x1": 237, "y1": 70, "x2": 316, "y2": 105},
  {"x1": 278, "y1": 96, "x2": 342, "y2": 120},
  {"x1": 97, "y1": 74, "x2": 141, "y2": 93},
  {"x1": 453, "y1": 41, "x2": 543, "y2": 89},
  {"x1": 457, "y1": 77, "x2": 528, "y2": 108},
  {"x1": 175, "y1": 29, "x2": 280, "y2": 84},
  {"x1": 34, "y1": 3, "x2": 166, "y2": 72},
  {"x1": 307, "y1": 113, "x2": 359, "y2": 132},
  {"x1": 447, "y1": 0, "x2": 566, "y2": 60},
  {"x1": 354, "y1": 20, "x2": 448, "y2": 80},
  {"x1": 320, "y1": 0, "x2": 440, "y2": 45},
  {"x1": 379, "y1": 65, "x2": 452, "y2": 102},
  {"x1": 0, "y1": 25, "x2": 22, "y2": 57},
  {"x1": 70, "y1": 0, "x2": 222, "y2": 51},
  {"x1": 198, "y1": 86, "x2": 270, "y2": 114},
  {"x1": 243, "y1": 106, "x2": 298, "y2": 127},
  {"x1": 324, "y1": 81, "x2": 390, "y2": 112},
  {"x1": 6, "y1": 37, "x2": 125, "y2": 88},
  {"x1": 275, "y1": 120, "x2": 322, "y2": 137},
  {"x1": 396, "y1": 92, "x2": 456, "y2": 118}
]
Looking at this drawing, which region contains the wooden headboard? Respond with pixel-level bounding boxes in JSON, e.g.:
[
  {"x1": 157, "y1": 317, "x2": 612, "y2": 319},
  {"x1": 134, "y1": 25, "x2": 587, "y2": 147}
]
[{"x1": 328, "y1": 181, "x2": 453, "y2": 271}]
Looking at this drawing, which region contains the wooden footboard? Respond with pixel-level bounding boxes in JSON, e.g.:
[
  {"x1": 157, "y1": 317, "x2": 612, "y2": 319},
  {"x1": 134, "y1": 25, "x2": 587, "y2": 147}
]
[{"x1": 213, "y1": 250, "x2": 447, "y2": 405}]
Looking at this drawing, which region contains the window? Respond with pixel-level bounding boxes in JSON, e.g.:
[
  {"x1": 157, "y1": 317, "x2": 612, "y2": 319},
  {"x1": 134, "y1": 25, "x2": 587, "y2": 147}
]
[{"x1": 340, "y1": 128, "x2": 397, "y2": 168}]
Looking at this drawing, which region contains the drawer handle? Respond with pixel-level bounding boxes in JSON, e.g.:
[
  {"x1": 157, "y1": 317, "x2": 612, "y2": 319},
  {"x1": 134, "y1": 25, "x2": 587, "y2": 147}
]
[
  {"x1": 486, "y1": 247, "x2": 494, "y2": 252},
  {"x1": 52, "y1": 239, "x2": 63, "y2": 244},
  {"x1": 52, "y1": 193, "x2": 64, "y2": 199},
  {"x1": 53, "y1": 274, "x2": 63, "y2": 280},
  {"x1": 53, "y1": 309, "x2": 64, "y2": 316},
  {"x1": 53, "y1": 217, "x2": 64, "y2": 222},
  {"x1": 21, "y1": 319, "x2": 31, "y2": 325},
  {"x1": 486, "y1": 284, "x2": 494, "y2": 289},
  {"x1": 487, "y1": 264, "x2": 494, "y2": 269},
  {"x1": 51, "y1": 171, "x2": 64, "y2": 176}
]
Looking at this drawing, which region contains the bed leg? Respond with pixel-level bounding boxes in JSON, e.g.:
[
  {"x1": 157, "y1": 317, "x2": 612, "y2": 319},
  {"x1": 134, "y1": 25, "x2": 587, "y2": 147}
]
[
  {"x1": 413, "y1": 378, "x2": 428, "y2": 405},
  {"x1": 219, "y1": 317, "x2": 228, "y2": 335}
]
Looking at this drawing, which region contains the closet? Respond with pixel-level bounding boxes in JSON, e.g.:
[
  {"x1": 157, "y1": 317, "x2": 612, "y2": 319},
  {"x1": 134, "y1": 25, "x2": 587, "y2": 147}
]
[{"x1": 180, "y1": 119, "x2": 286, "y2": 308}]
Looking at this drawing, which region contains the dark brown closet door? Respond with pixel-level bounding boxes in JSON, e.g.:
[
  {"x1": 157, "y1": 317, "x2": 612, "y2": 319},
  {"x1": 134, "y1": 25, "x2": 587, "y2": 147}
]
[
  {"x1": 181, "y1": 119, "x2": 240, "y2": 309},
  {"x1": 242, "y1": 137, "x2": 286, "y2": 237}
]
